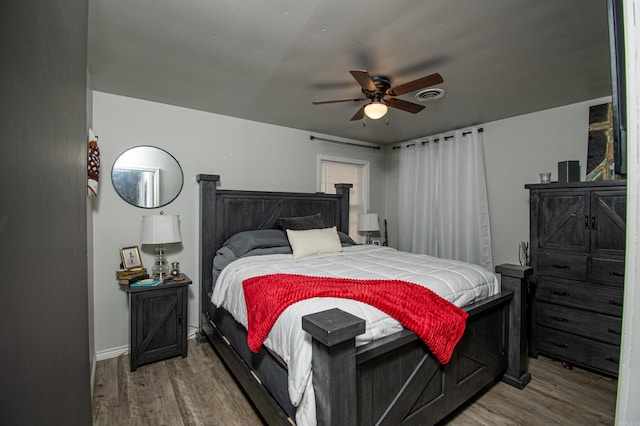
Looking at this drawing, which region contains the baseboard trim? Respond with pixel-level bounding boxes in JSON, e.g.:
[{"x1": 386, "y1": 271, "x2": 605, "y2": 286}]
[
  {"x1": 96, "y1": 344, "x2": 129, "y2": 361},
  {"x1": 95, "y1": 329, "x2": 199, "y2": 361}
]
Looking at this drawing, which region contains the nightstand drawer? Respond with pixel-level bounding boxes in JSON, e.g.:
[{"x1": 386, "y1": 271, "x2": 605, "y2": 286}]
[
  {"x1": 535, "y1": 326, "x2": 620, "y2": 376},
  {"x1": 534, "y1": 302, "x2": 621, "y2": 345},
  {"x1": 537, "y1": 251, "x2": 587, "y2": 281},
  {"x1": 591, "y1": 258, "x2": 625, "y2": 287},
  {"x1": 536, "y1": 279, "x2": 623, "y2": 317}
]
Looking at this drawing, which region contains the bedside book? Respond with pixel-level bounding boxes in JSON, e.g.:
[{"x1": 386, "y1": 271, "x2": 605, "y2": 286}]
[{"x1": 130, "y1": 278, "x2": 162, "y2": 287}]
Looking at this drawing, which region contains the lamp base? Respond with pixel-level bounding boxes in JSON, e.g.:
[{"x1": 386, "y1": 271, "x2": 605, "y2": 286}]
[{"x1": 152, "y1": 245, "x2": 170, "y2": 280}]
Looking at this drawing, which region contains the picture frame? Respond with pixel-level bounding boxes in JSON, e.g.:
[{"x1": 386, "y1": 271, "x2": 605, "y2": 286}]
[
  {"x1": 372, "y1": 240, "x2": 381, "y2": 246},
  {"x1": 120, "y1": 245, "x2": 143, "y2": 270}
]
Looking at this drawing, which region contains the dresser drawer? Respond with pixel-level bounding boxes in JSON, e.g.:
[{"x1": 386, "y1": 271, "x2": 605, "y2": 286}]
[
  {"x1": 534, "y1": 302, "x2": 622, "y2": 345},
  {"x1": 535, "y1": 326, "x2": 620, "y2": 376},
  {"x1": 536, "y1": 279, "x2": 623, "y2": 317},
  {"x1": 591, "y1": 258, "x2": 625, "y2": 287},
  {"x1": 537, "y1": 251, "x2": 587, "y2": 281}
]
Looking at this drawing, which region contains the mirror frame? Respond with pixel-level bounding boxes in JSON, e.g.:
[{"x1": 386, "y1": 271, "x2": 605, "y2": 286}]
[{"x1": 111, "y1": 145, "x2": 184, "y2": 209}]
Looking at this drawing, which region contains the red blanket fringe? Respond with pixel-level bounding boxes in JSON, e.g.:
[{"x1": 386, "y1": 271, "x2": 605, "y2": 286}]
[{"x1": 242, "y1": 274, "x2": 468, "y2": 364}]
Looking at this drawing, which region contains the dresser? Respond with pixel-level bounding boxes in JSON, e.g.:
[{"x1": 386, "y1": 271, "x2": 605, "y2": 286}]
[{"x1": 526, "y1": 181, "x2": 626, "y2": 376}]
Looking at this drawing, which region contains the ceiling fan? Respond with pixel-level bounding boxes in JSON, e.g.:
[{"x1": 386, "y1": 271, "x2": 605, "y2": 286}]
[{"x1": 313, "y1": 70, "x2": 444, "y2": 121}]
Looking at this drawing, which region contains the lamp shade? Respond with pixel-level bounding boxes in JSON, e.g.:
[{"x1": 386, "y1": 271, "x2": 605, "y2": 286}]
[
  {"x1": 141, "y1": 215, "x2": 182, "y2": 245},
  {"x1": 358, "y1": 213, "x2": 380, "y2": 232},
  {"x1": 364, "y1": 102, "x2": 388, "y2": 120}
]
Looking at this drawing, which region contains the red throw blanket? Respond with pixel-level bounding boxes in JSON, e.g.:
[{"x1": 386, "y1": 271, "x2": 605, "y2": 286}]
[{"x1": 242, "y1": 274, "x2": 468, "y2": 364}]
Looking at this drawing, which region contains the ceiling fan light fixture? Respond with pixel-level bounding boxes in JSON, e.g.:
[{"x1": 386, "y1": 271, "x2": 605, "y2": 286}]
[{"x1": 364, "y1": 102, "x2": 388, "y2": 120}]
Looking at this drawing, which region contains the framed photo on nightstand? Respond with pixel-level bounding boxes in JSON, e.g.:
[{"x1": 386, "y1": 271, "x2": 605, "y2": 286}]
[
  {"x1": 372, "y1": 240, "x2": 381, "y2": 246},
  {"x1": 120, "y1": 245, "x2": 143, "y2": 270}
]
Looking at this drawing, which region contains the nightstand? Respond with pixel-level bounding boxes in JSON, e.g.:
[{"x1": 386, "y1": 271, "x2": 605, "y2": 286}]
[{"x1": 123, "y1": 274, "x2": 192, "y2": 371}]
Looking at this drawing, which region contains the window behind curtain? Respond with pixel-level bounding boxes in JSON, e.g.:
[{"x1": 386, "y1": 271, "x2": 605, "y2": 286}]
[{"x1": 318, "y1": 157, "x2": 369, "y2": 243}]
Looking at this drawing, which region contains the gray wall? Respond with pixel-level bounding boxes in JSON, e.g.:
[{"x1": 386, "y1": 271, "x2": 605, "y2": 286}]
[{"x1": 0, "y1": 1, "x2": 92, "y2": 424}]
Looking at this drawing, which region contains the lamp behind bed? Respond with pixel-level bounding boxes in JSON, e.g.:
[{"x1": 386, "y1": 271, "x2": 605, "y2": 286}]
[{"x1": 358, "y1": 212, "x2": 379, "y2": 244}]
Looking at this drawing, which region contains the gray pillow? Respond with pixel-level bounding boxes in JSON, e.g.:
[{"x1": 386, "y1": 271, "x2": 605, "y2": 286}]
[
  {"x1": 223, "y1": 229, "x2": 289, "y2": 258},
  {"x1": 338, "y1": 231, "x2": 357, "y2": 246},
  {"x1": 278, "y1": 213, "x2": 325, "y2": 231}
]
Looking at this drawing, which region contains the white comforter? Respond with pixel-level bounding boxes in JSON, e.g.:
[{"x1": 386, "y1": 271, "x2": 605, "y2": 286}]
[{"x1": 211, "y1": 245, "x2": 499, "y2": 426}]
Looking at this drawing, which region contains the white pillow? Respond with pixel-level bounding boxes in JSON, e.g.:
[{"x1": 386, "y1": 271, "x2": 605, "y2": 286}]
[{"x1": 286, "y1": 226, "x2": 343, "y2": 259}]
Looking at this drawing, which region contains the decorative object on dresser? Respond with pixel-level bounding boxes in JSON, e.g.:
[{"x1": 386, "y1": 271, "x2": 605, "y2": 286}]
[
  {"x1": 141, "y1": 213, "x2": 182, "y2": 280},
  {"x1": 558, "y1": 160, "x2": 580, "y2": 183},
  {"x1": 526, "y1": 180, "x2": 626, "y2": 377},
  {"x1": 539, "y1": 172, "x2": 552, "y2": 183},
  {"x1": 518, "y1": 241, "x2": 530, "y2": 267},
  {"x1": 358, "y1": 212, "x2": 379, "y2": 244},
  {"x1": 123, "y1": 273, "x2": 192, "y2": 371},
  {"x1": 586, "y1": 103, "x2": 616, "y2": 181}
]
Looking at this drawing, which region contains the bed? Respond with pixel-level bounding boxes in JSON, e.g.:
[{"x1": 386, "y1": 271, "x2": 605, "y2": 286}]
[{"x1": 197, "y1": 174, "x2": 531, "y2": 425}]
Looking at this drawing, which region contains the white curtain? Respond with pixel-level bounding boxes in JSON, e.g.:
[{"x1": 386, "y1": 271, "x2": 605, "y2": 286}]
[{"x1": 398, "y1": 127, "x2": 493, "y2": 271}]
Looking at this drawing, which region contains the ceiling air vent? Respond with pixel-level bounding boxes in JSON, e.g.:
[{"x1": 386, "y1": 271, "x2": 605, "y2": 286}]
[{"x1": 415, "y1": 88, "x2": 445, "y2": 102}]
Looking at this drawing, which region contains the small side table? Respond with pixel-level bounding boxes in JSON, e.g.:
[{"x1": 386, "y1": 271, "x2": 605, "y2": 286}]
[{"x1": 123, "y1": 273, "x2": 192, "y2": 371}]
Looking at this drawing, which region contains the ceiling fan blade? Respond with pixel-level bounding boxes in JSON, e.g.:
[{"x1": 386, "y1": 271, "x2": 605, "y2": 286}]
[
  {"x1": 349, "y1": 70, "x2": 377, "y2": 92},
  {"x1": 387, "y1": 98, "x2": 425, "y2": 114},
  {"x1": 350, "y1": 105, "x2": 366, "y2": 121},
  {"x1": 313, "y1": 97, "x2": 366, "y2": 105},
  {"x1": 387, "y1": 73, "x2": 444, "y2": 96}
]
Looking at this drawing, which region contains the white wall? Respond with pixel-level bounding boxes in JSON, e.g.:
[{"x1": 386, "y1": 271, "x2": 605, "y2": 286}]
[
  {"x1": 92, "y1": 91, "x2": 385, "y2": 354},
  {"x1": 94, "y1": 91, "x2": 613, "y2": 354},
  {"x1": 384, "y1": 96, "x2": 612, "y2": 268}
]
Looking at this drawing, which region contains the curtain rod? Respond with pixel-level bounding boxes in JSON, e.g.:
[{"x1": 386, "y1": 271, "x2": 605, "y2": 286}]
[
  {"x1": 310, "y1": 135, "x2": 381, "y2": 150},
  {"x1": 392, "y1": 127, "x2": 484, "y2": 150}
]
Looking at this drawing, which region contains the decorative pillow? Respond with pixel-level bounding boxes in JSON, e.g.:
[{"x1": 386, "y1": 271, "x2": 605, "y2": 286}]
[
  {"x1": 338, "y1": 231, "x2": 357, "y2": 246},
  {"x1": 286, "y1": 226, "x2": 343, "y2": 259},
  {"x1": 223, "y1": 229, "x2": 289, "y2": 258},
  {"x1": 278, "y1": 213, "x2": 325, "y2": 231}
]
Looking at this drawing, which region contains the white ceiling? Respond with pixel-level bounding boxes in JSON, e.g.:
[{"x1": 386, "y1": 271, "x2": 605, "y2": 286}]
[{"x1": 88, "y1": 0, "x2": 612, "y2": 144}]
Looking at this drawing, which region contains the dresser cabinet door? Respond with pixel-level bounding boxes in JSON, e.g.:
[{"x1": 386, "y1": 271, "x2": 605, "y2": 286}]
[
  {"x1": 536, "y1": 191, "x2": 590, "y2": 252},
  {"x1": 590, "y1": 189, "x2": 626, "y2": 255}
]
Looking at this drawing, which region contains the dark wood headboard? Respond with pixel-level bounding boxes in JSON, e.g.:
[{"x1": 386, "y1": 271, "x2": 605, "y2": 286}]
[{"x1": 196, "y1": 174, "x2": 352, "y2": 322}]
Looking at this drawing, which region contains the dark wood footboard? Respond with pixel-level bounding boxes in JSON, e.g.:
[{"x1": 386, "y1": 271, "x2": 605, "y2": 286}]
[{"x1": 302, "y1": 264, "x2": 531, "y2": 426}]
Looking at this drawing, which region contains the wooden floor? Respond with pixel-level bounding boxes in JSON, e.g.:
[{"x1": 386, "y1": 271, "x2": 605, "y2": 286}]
[{"x1": 93, "y1": 339, "x2": 617, "y2": 425}]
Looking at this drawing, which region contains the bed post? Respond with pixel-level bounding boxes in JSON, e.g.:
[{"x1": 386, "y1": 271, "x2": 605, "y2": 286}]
[
  {"x1": 495, "y1": 263, "x2": 533, "y2": 389},
  {"x1": 196, "y1": 174, "x2": 220, "y2": 336},
  {"x1": 302, "y1": 308, "x2": 365, "y2": 426},
  {"x1": 334, "y1": 183, "x2": 352, "y2": 234}
]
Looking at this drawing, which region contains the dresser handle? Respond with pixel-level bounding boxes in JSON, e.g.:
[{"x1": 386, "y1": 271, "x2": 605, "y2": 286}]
[
  {"x1": 608, "y1": 328, "x2": 621, "y2": 336},
  {"x1": 606, "y1": 356, "x2": 619, "y2": 364},
  {"x1": 550, "y1": 340, "x2": 568, "y2": 348},
  {"x1": 178, "y1": 313, "x2": 183, "y2": 325},
  {"x1": 584, "y1": 215, "x2": 590, "y2": 229},
  {"x1": 551, "y1": 290, "x2": 569, "y2": 296},
  {"x1": 551, "y1": 264, "x2": 569, "y2": 269},
  {"x1": 551, "y1": 315, "x2": 568, "y2": 323},
  {"x1": 609, "y1": 271, "x2": 624, "y2": 277},
  {"x1": 591, "y1": 216, "x2": 598, "y2": 230},
  {"x1": 609, "y1": 300, "x2": 623, "y2": 307}
]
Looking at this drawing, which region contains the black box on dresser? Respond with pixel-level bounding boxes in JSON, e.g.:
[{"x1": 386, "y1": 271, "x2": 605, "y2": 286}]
[{"x1": 525, "y1": 180, "x2": 626, "y2": 377}]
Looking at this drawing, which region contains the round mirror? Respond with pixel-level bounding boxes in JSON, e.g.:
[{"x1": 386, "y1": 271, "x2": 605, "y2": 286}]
[{"x1": 111, "y1": 146, "x2": 184, "y2": 209}]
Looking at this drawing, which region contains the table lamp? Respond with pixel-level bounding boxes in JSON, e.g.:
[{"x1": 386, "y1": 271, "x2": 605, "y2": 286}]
[
  {"x1": 141, "y1": 214, "x2": 182, "y2": 280},
  {"x1": 358, "y1": 213, "x2": 380, "y2": 245}
]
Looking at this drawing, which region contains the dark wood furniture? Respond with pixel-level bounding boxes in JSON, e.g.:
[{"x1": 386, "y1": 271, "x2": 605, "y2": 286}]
[
  {"x1": 526, "y1": 181, "x2": 626, "y2": 376},
  {"x1": 197, "y1": 174, "x2": 530, "y2": 425},
  {"x1": 124, "y1": 274, "x2": 192, "y2": 372}
]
